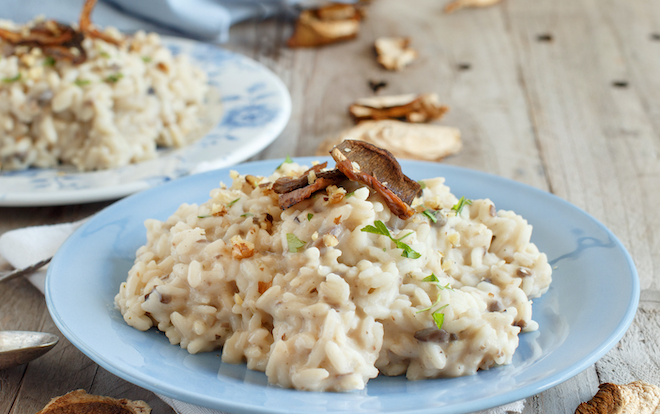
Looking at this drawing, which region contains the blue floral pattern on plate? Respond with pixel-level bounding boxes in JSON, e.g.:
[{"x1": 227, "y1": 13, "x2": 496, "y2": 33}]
[{"x1": 0, "y1": 37, "x2": 291, "y2": 206}]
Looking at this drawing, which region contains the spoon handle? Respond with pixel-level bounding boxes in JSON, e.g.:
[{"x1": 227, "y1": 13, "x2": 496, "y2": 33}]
[{"x1": 0, "y1": 257, "x2": 52, "y2": 284}]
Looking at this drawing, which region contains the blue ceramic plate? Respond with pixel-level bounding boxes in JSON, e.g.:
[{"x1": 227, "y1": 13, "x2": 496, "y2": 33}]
[
  {"x1": 46, "y1": 158, "x2": 639, "y2": 414},
  {"x1": 0, "y1": 37, "x2": 291, "y2": 207}
]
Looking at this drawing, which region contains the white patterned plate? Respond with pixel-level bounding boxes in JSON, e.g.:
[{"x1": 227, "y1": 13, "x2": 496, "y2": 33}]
[{"x1": 0, "y1": 37, "x2": 291, "y2": 206}]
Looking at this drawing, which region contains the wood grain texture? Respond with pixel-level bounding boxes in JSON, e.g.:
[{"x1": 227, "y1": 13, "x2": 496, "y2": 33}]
[{"x1": 1, "y1": 0, "x2": 659, "y2": 413}]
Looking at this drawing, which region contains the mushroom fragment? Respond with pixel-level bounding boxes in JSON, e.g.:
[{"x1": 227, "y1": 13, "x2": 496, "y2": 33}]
[
  {"x1": 36, "y1": 389, "x2": 151, "y2": 414},
  {"x1": 374, "y1": 37, "x2": 418, "y2": 71},
  {"x1": 317, "y1": 120, "x2": 462, "y2": 162},
  {"x1": 273, "y1": 162, "x2": 346, "y2": 210},
  {"x1": 575, "y1": 381, "x2": 660, "y2": 414},
  {"x1": 444, "y1": 0, "x2": 504, "y2": 13},
  {"x1": 287, "y1": 3, "x2": 363, "y2": 48},
  {"x1": 330, "y1": 140, "x2": 421, "y2": 219},
  {"x1": 0, "y1": 0, "x2": 119, "y2": 65},
  {"x1": 349, "y1": 93, "x2": 449, "y2": 123}
]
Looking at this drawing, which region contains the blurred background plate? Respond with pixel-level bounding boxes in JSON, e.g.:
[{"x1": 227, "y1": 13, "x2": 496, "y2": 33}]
[{"x1": 0, "y1": 37, "x2": 291, "y2": 206}]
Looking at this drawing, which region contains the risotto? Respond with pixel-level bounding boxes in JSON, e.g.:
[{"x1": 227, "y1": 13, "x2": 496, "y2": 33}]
[
  {"x1": 115, "y1": 153, "x2": 552, "y2": 392},
  {"x1": 0, "y1": 16, "x2": 210, "y2": 171}
]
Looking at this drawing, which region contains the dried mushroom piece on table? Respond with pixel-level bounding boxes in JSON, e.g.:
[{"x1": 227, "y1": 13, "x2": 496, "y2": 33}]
[
  {"x1": 37, "y1": 389, "x2": 151, "y2": 414},
  {"x1": 317, "y1": 120, "x2": 462, "y2": 162},
  {"x1": 575, "y1": 381, "x2": 660, "y2": 414},
  {"x1": 444, "y1": 0, "x2": 504, "y2": 13},
  {"x1": 287, "y1": 3, "x2": 363, "y2": 47},
  {"x1": 349, "y1": 93, "x2": 449, "y2": 123},
  {"x1": 330, "y1": 140, "x2": 421, "y2": 219},
  {"x1": 375, "y1": 37, "x2": 418, "y2": 71}
]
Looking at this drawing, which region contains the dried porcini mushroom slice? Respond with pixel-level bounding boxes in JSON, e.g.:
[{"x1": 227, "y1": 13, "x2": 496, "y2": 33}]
[
  {"x1": 575, "y1": 381, "x2": 660, "y2": 414},
  {"x1": 374, "y1": 37, "x2": 418, "y2": 71},
  {"x1": 349, "y1": 93, "x2": 449, "y2": 123},
  {"x1": 0, "y1": 0, "x2": 119, "y2": 65},
  {"x1": 37, "y1": 389, "x2": 151, "y2": 414},
  {"x1": 273, "y1": 162, "x2": 346, "y2": 210},
  {"x1": 330, "y1": 140, "x2": 421, "y2": 219},
  {"x1": 444, "y1": 0, "x2": 504, "y2": 13},
  {"x1": 287, "y1": 3, "x2": 362, "y2": 48},
  {"x1": 317, "y1": 120, "x2": 462, "y2": 162}
]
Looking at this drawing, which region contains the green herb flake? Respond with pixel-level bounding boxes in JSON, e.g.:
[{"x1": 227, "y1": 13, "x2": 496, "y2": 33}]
[
  {"x1": 451, "y1": 196, "x2": 473, "y2": 216},
  {"x1": 432, "y1": 311, "x2": 445, "y2": 330},
  {"x1": 241, "y1": 213, "x2": 254, "y2": 217},
  {"x1": 422, "y1": 273, "x2": 439, "y2": 283},
  {"x1": 44, "y1": 56, "x2": 56, "y2": 67},
  {"x1": 307, "y1": 213, "x2": 314, "y2": 221},
  {"x1": 276, "y1": 155, "x2": 294, "y2": 170},
  {"x1": 2, "y1": 73, "x2": 21, "y2": 83},
  {"x1": 286, "y1": 233, "x2": 305, "y2": 253},
  {"x1": 418, "y1": 180, "x2": 427, "y2": 190},
  {"x1": 75, "y1": 79, "x2": 91, "y2": 87},
  {"x1": 227, "y1": 198, "x2": 240, "y2": 207},
  {"x1": 422, "y1": 209, "x2": 438, "y2": 223},
  {"x1": 197, "y1": 215, "x2": 211, "y2": 219},
  {"x1": 100, "y1": 51, "x2": 110, "y2": 58},
  {"x1": 105, "y1": 73, "x2": 124, "y2": 83},
  {"x1": 345, "y1": 191, "x2": 355, "y2": 198},
  {"x1": 361, "y1": 220, "x2": 421, "y2": 259},
  {"x1": 141, "y1": 56, "x2": 152, "y2": 63}
]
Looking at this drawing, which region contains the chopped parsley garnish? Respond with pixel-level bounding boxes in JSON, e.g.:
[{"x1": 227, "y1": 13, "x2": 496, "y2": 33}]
[
  {"x1": 3, "y1": 73, "x2": 21, "y2": 83},
  {"x1": 422, "y1": 273, "x2": 439, "y2": 283},
  {"x1": 105, "y1": 73, "x2": 123, "y2": 83},
  {"x1": 418, "y1": 273, "x2": 453, "y2": 329},
  {"x1": 345, "y1": 191, "x2": 355, "y2": 198},
  {"x1": 418, "y1": 180, "x2": 426, "y2": 190},
  {"x1": 44, "y1": 56, "x2": 56, "y2": 67},
  {"x1": 276, "y1": 155, "x2": 293, "y2": 169},
  {"x1": 197, "y1": 215, "x2": 211, "y2": 219},
  {"x1": 75, "y1": 79, "x2": 91, "y2": 86},
  {"x1": 422, "y1": 209, "x2": 438, "y2": 223},
  {"x1": 286, "y1": 233, "x2": 305, "y2": 253},
  {"x1": 99, "y1": 51, "x2": 110, "y2": 58},
  {"x1": 241, "y1": 213, "x2": 254, "y2": 217},
  {"x1": 361, "y1": 220, "x2": 421, "y2": 259},
  {"x1": 307, "y1": 213, "x2": 314, "y2": 221},
  {"x1": 227, "y1": 198, "x2": 240, "y2": 207},
  {"x1": 451, "y1": 196, "x2": 472, "y2": 216},
  {"x1": 142, "y1": 56, "x2": 152, "y2": 62}
]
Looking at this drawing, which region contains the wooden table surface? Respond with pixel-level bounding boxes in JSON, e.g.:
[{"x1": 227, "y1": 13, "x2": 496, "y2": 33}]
[{"x1": 1, "y1": 0, "x2": 659, "y2": 413}]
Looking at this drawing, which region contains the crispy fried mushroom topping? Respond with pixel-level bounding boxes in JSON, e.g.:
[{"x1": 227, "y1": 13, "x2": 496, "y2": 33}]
[
  {"x1": 0, "y1": 0, "x2": 120, "y2": 65},
  {"x1": 287, "y1": 3, "x2": 363, "y2": 48},
  {"x1": 349, "y1": 93, "x2": 449, "y2": 123},
  {"x1": 575, "y1": 381, "x2": 660, "y2": 414},
  {"x1": 330, "y1": 140, "x2": 421, "y2": 219},
  {"x1": 273, "y1": 162, "x2": 346, "y2": 210},
  {"x1": 374, "y1": 37, "x2": 418, "y2": 71}
]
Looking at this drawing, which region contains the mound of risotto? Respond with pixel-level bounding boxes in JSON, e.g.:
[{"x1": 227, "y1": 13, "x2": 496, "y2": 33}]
[
  {"x1": 0, "y1": 0, "x2": 209, "y2": 171},
  {"x1": 115, "y1": 140, "x2": 552, "y2": 392}
]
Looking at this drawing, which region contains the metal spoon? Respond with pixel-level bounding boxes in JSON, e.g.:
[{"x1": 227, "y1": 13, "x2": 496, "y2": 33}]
[{"x1": 0, "y1": 331, "x2": 59, "y2": 369}]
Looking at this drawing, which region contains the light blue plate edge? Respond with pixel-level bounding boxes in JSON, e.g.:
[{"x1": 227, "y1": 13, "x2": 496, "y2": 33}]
[{"x1": 44, "y1": 158, "x2": 640, "y2": 414}]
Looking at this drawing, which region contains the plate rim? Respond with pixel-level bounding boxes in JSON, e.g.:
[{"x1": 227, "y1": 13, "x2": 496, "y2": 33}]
[
  {"x1": 0, "y1": 38, "x2": 291, "y2": 207},
  {"x1": 45, "y1": 158, "x2": 641, "y2": 414}
]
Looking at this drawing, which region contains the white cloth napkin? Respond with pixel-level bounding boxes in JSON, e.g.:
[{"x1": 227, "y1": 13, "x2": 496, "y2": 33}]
[
  {"x1": 0, "y1": 0, "x2": 338, "y2": 43},
  {"x1": 0, "y1": 222, "x2": 525, "y2": 414}
]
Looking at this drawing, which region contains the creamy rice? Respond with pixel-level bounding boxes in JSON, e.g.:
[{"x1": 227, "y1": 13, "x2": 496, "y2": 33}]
[
  {"x1": 0, "y1": 19, "x2": 209, "y2": 171},
  {"x1": 115, "y1": 162, "x2": 552, "y2": 391}
]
